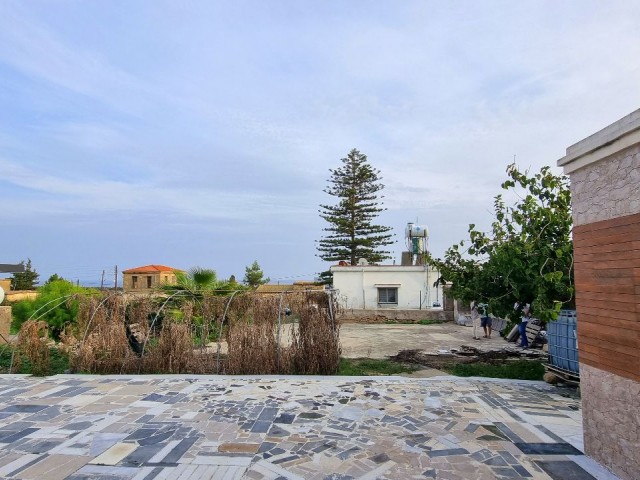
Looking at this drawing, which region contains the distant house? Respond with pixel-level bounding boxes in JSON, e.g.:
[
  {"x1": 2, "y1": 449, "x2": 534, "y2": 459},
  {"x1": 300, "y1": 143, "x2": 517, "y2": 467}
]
[
  {"x1": 122, "y1": 265, "x2": 183, "y2": 292},
  {"x1": 330, "y1": 264, "x2": 443, "y2": 310},
  {"x1": 256, "y1": 281, "x2": 325, "y2": 295}
]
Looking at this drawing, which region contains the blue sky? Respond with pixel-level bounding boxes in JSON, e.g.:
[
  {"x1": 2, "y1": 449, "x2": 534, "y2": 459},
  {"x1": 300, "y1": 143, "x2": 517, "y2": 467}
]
[{"x1": 1, "y1": 1, "x2": 639, "y2": 286}]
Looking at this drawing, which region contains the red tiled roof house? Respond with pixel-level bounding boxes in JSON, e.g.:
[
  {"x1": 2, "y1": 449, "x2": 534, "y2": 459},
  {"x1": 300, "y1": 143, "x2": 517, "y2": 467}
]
[{"x1": 122, "y1": 265, "x2": 183, "y2": 292}]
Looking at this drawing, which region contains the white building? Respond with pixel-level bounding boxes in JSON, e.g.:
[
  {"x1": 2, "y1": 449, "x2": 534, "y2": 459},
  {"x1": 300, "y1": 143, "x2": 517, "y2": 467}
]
[{"x1": 330, "y1": 264, "x2": 443, "y2": 310}]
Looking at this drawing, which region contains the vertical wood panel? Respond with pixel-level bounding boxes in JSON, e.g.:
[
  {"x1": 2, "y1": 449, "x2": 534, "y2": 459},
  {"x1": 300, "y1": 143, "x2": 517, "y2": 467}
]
[{"x1": 574, "y1": 213, "x2": 640, "y2": 383}]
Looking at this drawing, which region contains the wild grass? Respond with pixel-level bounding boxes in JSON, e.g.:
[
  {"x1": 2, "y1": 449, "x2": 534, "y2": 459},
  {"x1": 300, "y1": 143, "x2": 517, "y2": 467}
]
[
  {"x1": 338, "y1": 358, "x2": 418, "y2": 376},
  {"x1": 17, "y1": 289, "x2": 341, "y2": 376},
  {"x1": 445, "y1": 360, "x2": 545, "y2": 380}
]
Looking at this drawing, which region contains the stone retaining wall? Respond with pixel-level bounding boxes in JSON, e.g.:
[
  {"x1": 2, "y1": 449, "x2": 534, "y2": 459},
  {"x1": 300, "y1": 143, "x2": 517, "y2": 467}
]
[{"x1": 338, "y1": 308, "x2": 452, "y2": 324}]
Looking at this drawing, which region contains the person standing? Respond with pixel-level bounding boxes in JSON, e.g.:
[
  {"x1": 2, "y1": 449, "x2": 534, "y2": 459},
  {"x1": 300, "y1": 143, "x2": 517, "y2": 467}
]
[
  {"x1": 480, "y1": 306, "x2": 492, "y2": 339},
  {"x1": 470, "y1": 301, "x2": 481, "y2": 340},
  {"x1": 516, "y1": 302, "x2": 531, "y2": 349}
]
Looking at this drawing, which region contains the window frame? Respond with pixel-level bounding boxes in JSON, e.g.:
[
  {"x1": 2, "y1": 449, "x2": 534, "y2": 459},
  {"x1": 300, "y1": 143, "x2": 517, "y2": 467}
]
[{"x1": 377, "y1": 287, "x2": 398, "y2": 305}]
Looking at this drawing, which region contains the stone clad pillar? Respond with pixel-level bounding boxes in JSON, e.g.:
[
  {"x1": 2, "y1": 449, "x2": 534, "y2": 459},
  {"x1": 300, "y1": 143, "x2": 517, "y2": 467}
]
[{"x1": 558, "y1": 108, "x2": 640, "y2": 480}]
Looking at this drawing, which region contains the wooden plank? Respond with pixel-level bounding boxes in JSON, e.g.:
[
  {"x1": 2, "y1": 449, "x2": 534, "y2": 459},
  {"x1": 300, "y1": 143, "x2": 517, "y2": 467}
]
[
  {"x1": 574, "y1": 231, "x2": 635, "y2": 249},
  {"x1": 576, "y1": 298, "x2": 640, "y2": 315},
  {"x1": 577, "y1": 307, "x2": 639, "y2": 323},
  {"x1": 578, "y1": 322, "x2": 640, "y2": 346},
  {"x1": 578, "y1": 317, "x2": 640, "y2": 335},
  {"x1": 573, "y1": 254, "x2": 639, "y2": 267},
  {"x1": 580, "y1": 337, "x2": 640, "y2": 358},
  {"x1": 576, "y1": 290, "x2": 637, "y2": 305},
  {"x1": 573, "y1": 212, "x2": 640, "y2": 234},
  {"x1": 578, "y1": 351, "x2": 640, "y2": 379},
  {"x1": 574, "y1": 240, "x2": 636, "y2": 255},
  {"x1": 573, "y1": 239, "x2": 638, "y2": 255},
  {"x1": 575, "y1": 258, "x2": 640, "y2": 270},
  {"x1": 574, "y1": 282, "x2": 636, "y2": 295},
  {"x1": 579, "y1": 356, "x2": 640, "y2": 382},
  {"x1": 525, "y1": 324, "x2": 541, "y2": 343},
  {"x1": 574, "y1": 248, "x2": 640, "y2": 263},
  {"x1": 574, "y1": 268, "x2": 636, "y2": 283}
]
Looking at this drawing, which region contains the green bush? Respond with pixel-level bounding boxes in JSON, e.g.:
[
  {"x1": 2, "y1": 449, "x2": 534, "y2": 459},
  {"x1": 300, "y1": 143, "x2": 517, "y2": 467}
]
[{"x1": 11, "y1": 280, "x2": 91, "y2": 338}]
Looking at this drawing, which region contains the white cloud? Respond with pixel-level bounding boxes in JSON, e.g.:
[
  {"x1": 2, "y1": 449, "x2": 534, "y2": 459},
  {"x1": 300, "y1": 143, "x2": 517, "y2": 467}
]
[{"x1": 1, "y1": 0, "x2": 640, "y2": 281}]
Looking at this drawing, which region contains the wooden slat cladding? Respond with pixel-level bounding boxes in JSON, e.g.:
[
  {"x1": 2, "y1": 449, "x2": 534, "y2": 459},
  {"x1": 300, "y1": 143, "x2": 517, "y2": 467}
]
[{"x1": 573, "y1": 212, "x2": 640, "y2": 382}]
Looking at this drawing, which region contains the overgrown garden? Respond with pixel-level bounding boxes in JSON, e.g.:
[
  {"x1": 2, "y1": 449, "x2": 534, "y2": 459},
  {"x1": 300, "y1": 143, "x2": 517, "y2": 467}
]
[{"x1": 5, "y1": 289, "x2": 340, "y2": 377}]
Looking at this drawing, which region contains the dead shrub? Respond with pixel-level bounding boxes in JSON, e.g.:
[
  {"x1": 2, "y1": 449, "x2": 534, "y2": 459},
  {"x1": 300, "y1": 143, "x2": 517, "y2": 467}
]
[
  {"x1": 143, "y1": 321, "x2": 195, "y2": 373},
  {"x1": 58, "y1": 290, "x2": 341, "y2": 375},
  {"x1": 15, "y1": 320, "x2": 51, "y2": 376},
  {"x1": 69, "y1": 294, "x2": 137, "y2": 373},
  {"x1": 226, "y1": 294, "x2": 279, "y2": 374},
  {"x1": 290, "y1": 295, "x2": 341, "y2": 375}
]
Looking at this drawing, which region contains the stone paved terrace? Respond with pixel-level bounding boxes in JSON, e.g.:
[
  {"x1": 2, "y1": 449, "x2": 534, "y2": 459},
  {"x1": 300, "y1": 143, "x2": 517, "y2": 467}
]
[{"x1": 0, "y1": 375, "x2": 620, "y2": 480}]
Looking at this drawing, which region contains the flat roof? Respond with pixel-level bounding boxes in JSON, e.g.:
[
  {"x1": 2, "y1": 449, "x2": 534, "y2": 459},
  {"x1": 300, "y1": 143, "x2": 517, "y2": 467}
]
[{"x1": 558, "y1": 108, "x2": 640, "y2": 174}]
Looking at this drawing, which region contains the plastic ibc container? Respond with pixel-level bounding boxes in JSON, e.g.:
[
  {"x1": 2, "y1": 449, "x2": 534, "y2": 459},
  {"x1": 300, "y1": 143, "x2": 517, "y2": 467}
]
[{"x1": 547, "y1": 310, "x2": 579, "y2": 373}]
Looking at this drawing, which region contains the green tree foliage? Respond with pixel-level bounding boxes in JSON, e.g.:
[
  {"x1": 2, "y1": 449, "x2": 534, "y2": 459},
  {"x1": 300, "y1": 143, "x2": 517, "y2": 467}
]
[
  {"x1": 10, "y1": 259, "x2": 39, "y2": 290},
  {"x1": 243, "y1": 261, "x2": 269, "y2": 288},
  {"x1": 317, "y1": 148, "x2": 394, "y2": 265},
  {"x1": 45, "y1": 274, "x2": 64, "y2": 284},
  {"x1": 428, "y1": 164, "x2": 574, "y2": 322},
  {"x1": 11, "y1": 279, "x2": 86, "y2": 338},
  {"x1": 315, "y1": 270, "x2": 333, "y2": 286},
  {"x1": 163, "y1": 267, "x2": 242, "y2": 296}
]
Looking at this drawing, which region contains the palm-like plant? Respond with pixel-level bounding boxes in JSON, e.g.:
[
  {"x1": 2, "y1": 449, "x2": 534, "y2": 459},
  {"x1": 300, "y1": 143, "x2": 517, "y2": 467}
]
[
  {"x1": 176, "y1": 267, "x2": 219, "y2": 294},
  {"x1": 161, "y1": 267, "x2": 244, "y2": 297}
]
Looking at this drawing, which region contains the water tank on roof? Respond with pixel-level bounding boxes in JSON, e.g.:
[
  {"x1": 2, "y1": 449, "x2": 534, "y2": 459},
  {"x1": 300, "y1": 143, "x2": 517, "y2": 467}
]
[{"x1": 405, "y1": 223, "x2": 429, "y2": 239}]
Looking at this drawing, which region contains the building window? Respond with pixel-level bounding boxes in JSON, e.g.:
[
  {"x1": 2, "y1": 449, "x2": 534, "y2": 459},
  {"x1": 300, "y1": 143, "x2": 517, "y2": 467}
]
[
  {"x1": 132, "y1": 276, "x2": 138, "y2": 289},
  {"x1": 146, "y1": 276, "x2": 152, "y2": 288},
  {"x1": 378, "y1": 287, "x2": 398, "y2": 305}
]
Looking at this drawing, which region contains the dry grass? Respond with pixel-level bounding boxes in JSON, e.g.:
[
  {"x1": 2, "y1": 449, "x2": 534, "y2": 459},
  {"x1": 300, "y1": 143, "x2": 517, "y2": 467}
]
[
  {"x1": 289, "y1": 291, "x2": 341, "y2": 375},
  {"x1": 15, "y1": 320, "x2": 51, "y2": 376},
  {"x1": 21, "y1": 289, "x2": 341, "y2": 375}
]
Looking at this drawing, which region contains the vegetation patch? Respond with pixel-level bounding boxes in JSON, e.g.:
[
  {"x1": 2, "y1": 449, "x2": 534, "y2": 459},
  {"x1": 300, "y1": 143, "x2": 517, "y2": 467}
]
[
  {"x1": 338, "y1": 358, "x2": 419, "y2": 376},
  {"x1": 0, "y1": 345, "x2": 69, "y2": 376},
  {"x1": 445, "y1": 360, "x2": 545, "y2": 381}
]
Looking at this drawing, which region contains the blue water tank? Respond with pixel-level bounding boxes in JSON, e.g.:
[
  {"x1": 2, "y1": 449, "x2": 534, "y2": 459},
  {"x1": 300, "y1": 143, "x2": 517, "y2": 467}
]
[{"x1": 547, "y1": 310, "x2": 579, "y2": 374}]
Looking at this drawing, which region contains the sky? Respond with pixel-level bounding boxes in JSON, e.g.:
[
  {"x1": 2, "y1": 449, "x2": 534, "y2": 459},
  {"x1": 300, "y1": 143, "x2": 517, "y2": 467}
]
[{"x1": 1, "y1": 1, "x2": 640, "y2": 287}]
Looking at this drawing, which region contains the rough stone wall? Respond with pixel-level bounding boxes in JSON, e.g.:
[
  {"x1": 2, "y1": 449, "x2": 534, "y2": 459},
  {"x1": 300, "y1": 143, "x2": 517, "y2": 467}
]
[
  {"x1": 338, "y1": 309, "x2": 451, "y2": 324},
  {"x1": 580, "y1": 364, "x2": 640, "y2": 480},
  {"x1": 570, "y1": 144, "x2": 640, "y2": 226}
]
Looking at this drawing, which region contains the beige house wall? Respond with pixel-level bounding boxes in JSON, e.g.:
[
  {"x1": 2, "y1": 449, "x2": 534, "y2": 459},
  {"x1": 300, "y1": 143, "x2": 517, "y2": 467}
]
[
  {"x1": 4, "y1": 291, "x2": 38, "y2": 302},
  {"x1": 558, "y1": 108, "x2": 640, "y2": 480},
  {"x1": 123, "y1": 272, "x2": 178, "y2": 292},
  {"x1": 0, "y1": 307, "x2": 10, "y2": 344}
]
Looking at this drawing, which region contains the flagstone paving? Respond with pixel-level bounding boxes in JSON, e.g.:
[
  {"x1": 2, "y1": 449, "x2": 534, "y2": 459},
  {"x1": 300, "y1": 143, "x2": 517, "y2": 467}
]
[{"x1": 0, "y1": 374, "x2": 619, "y2": 480}]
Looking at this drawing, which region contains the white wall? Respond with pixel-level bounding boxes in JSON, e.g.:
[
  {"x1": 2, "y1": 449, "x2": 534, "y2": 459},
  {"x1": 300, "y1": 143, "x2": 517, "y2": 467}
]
[{"x1": 331, "y1": 265, "x2": 442, "y2": 310}]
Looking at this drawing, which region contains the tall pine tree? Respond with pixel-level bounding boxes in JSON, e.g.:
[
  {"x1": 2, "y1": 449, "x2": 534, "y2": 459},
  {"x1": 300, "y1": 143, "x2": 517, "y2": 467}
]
[{"x1": 317, "y1": 149, "x2": 394, "y2": 265}]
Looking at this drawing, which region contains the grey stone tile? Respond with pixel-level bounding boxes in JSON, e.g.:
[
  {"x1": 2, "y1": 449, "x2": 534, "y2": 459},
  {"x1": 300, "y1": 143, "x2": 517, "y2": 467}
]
[
  {"x1": 535, "y1": 460, "x2": 596, "y2": 480},
  {"x1": 514, "y1": 443, "x2": 583, "y2": 455}
]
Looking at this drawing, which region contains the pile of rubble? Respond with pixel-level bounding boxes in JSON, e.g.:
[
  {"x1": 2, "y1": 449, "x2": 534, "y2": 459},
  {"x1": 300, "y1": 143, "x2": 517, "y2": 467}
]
[{"x1": 389, "y1": 345, "x2": 546, "y2": 370}]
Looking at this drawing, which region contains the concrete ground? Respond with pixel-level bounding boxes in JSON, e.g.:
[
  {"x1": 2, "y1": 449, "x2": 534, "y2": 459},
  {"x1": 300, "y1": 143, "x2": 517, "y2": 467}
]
[
  {"x1": 0, "y1": 374, "x2": 620, "y2": 480},
  {"x1": 339, "y1": 323, "x2": 509, "y2": 359}
]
